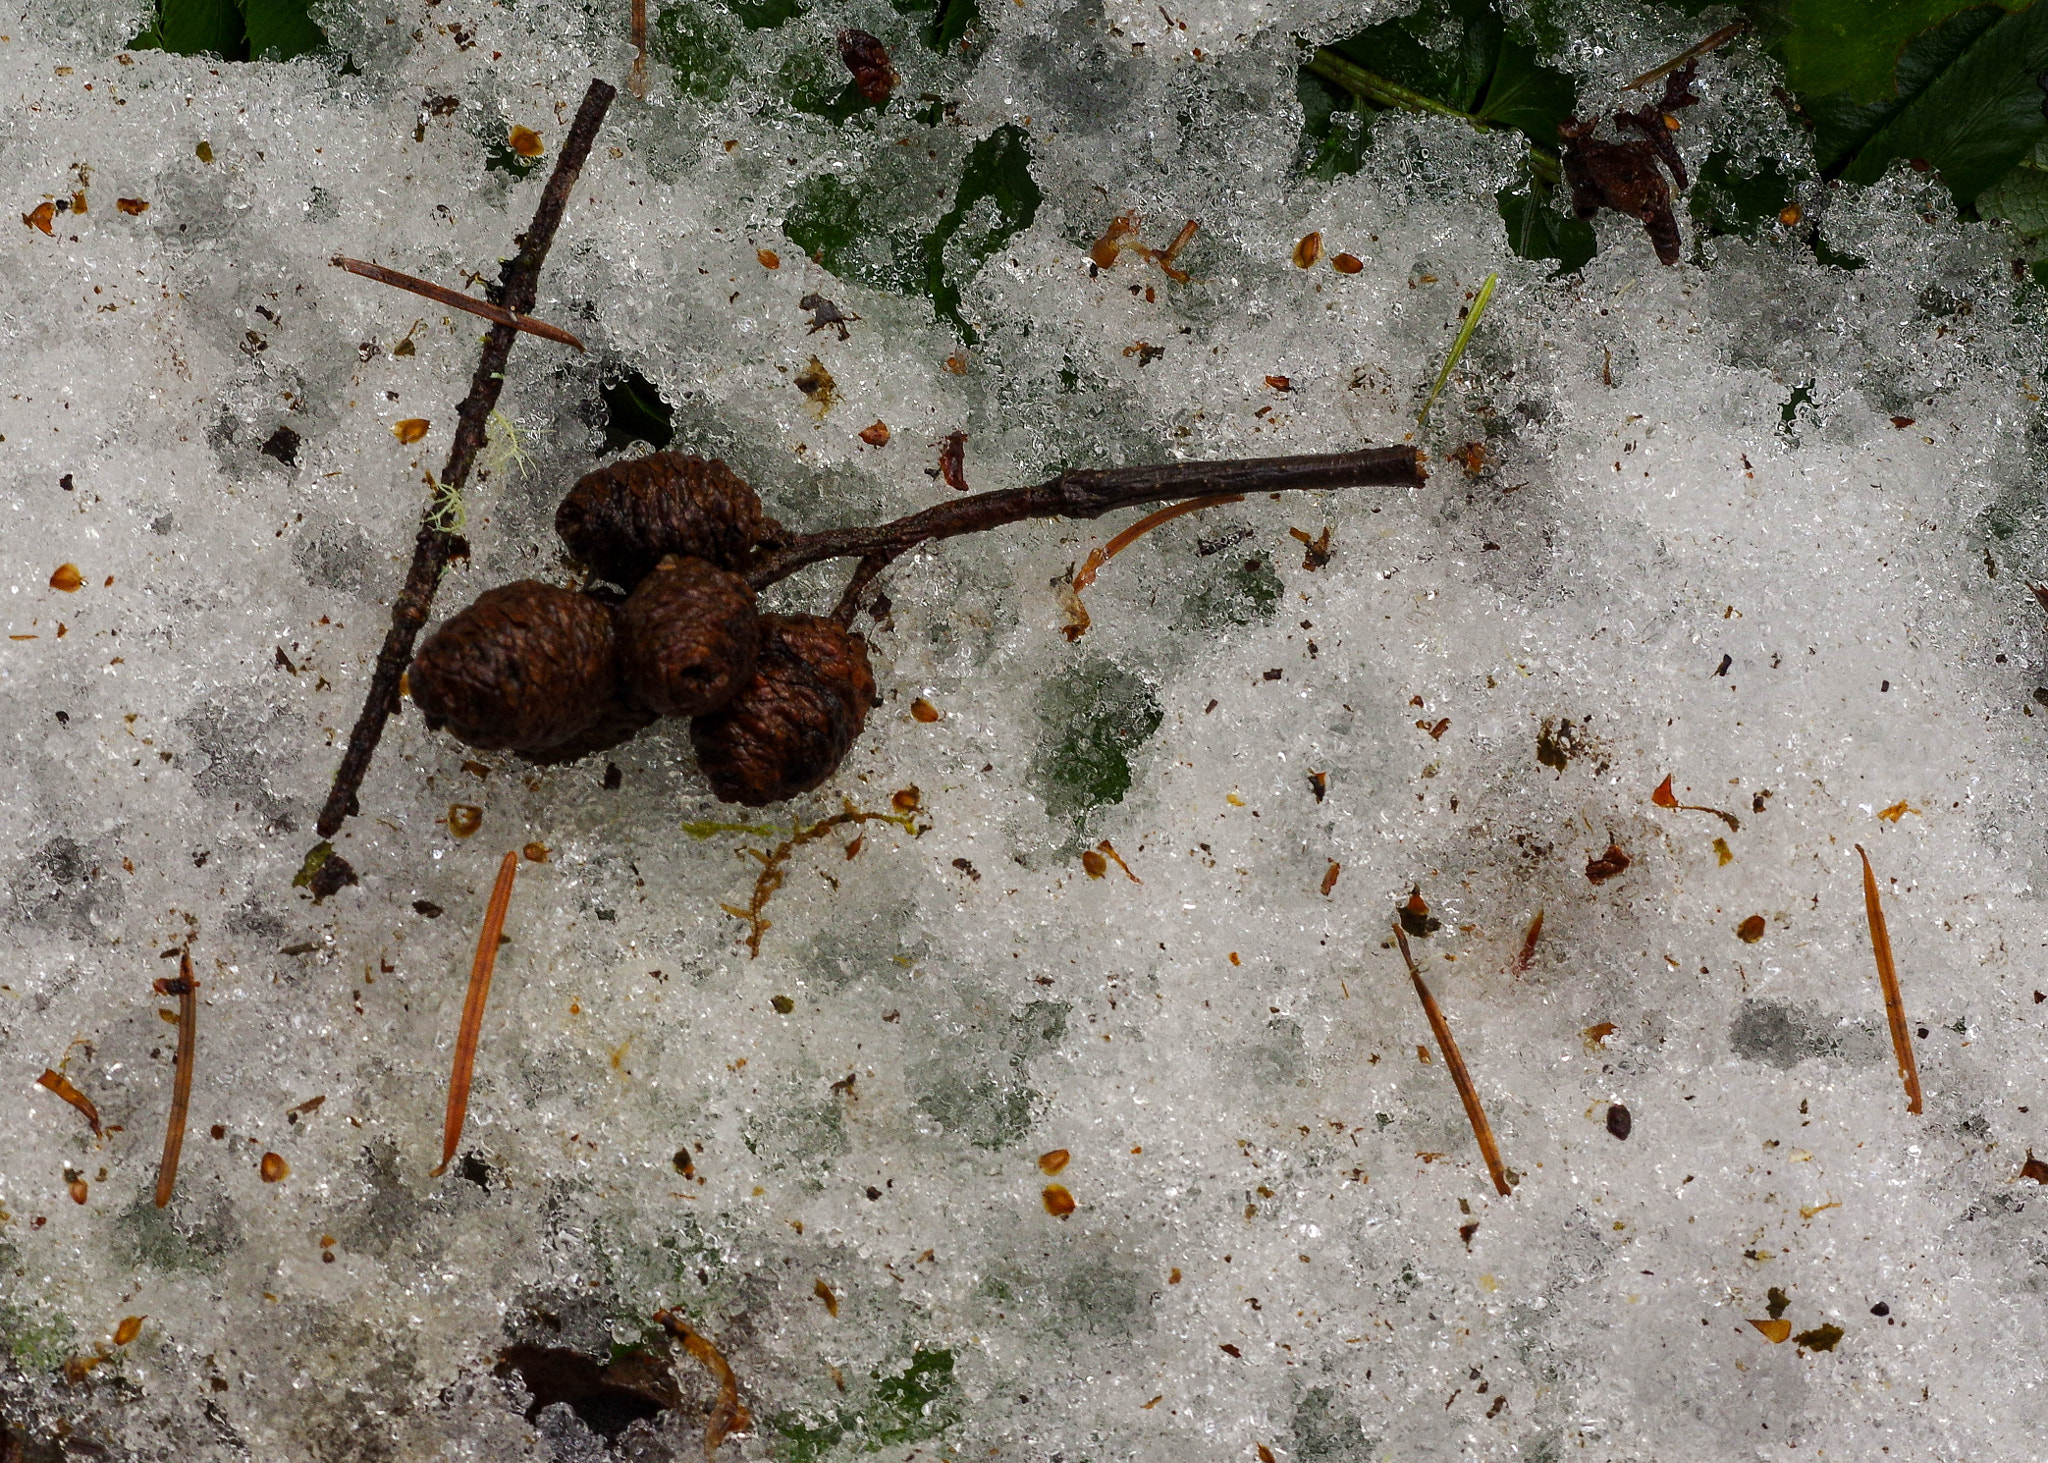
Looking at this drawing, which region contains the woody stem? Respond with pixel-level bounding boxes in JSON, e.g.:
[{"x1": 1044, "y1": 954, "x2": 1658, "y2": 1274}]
[{"x1": 750, "y1": 445, "x2": 1427, "y2": 602}]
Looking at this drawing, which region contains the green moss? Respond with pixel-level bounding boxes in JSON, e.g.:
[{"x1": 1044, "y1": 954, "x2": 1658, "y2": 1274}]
[{"x1": 1180, "y1": 550, "x2": 1281, "y2": 629}]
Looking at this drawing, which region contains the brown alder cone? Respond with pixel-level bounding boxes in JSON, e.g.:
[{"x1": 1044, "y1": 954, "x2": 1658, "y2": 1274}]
[
  {"x1": 555, "y1": 452, "x2": 777, "y2": 587},
  {"x1": 618, "y1": 555, "x2": 763, "y2": 717},
  {"x1": 409, "y1": 581, "x2": 625, "y2": 753},
  {"x1": 690, "y1": 614, "x2": 877, "y2": 805}
]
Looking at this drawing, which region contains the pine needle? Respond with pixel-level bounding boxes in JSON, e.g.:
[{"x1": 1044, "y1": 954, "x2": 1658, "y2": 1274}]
[
  {"x1": 1062, "y1": 493, "x2": 1243, "y2": 640},
  {"x1": 152, "y1": 951, "x2": 198, "y2": 1208},
  {"x1": 433, "y1": 850, "x2": 519, "y2": 1176},
  {"x1": 1418, "y1": 273, "x2": 1497, "y2": 425},
  {"x1": 1856, "y1": 845, "x2": 1923, "y2": 1115},
  {"x1": 1621, "y1": 20, "x2": 1747, "y2": 90},
  {"x1": 1393, "y1": 924, "x2": 1512, "y2": 1195},
  {"x1": 332, "y1": 256, "x2": 587, "y2": 352}
]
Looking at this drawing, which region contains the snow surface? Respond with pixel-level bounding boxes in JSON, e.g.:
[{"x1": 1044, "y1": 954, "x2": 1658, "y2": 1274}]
[{"x1": 4, "y1": 1, "x2": 2048, "y2": 1459}]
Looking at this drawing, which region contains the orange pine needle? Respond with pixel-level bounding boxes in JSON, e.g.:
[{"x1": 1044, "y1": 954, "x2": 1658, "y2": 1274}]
[
  {"x1": 1393, "y1": 924, "x2": 1511, "y2": 1195},
  {"x1": 153, "y1": 951, "x2": 198, "y2": 1208},
  {"x1": 37, "y1": 1068, "x2": 102, "y2": 1137},
  {"x1": 433, "y1": 851, "x2": 519, "y2": 1176},
  {"x1": 1063, "y1": 494, "x2": 1243, "y2": 639},
  {"x1": 331, "y1": 257, "x2": 587, "y2": 352},
  {"x1": 654, "y1": 1310, "x2": 753, "y2": 1456},
  {"x1": 628, "y1": 0, "x2": 648, "y2": 97},
  {"x1": 1856, "y1": 845, "x2": 1923, "y2": 1115}
]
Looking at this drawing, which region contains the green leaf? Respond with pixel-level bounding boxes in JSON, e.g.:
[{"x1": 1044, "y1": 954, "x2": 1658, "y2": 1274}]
[
  {"x1": 924, "y1": 124, "x2": 1041, "y2": 337},
  {"x1": 653, "y1": 2, "x2": 746, "y2": 100},
  {"x1": 600, "y1": 370, "x2": 674, "y2": 454},
  {"x1": 1776, "y1": 0, "x2": 2029, "y2": 103},
  {"x1": 137, "y1": 0, "x2": 248, "y2": 59},
  {"x1": 1033, "y1": 660, "x2": 1163, "y2": 827},
  {"x1": 1472, "y1": 34, "x2": 1576, "y2": 140},
  {"x1": 1498, "y1": 178, "x2": 1596, "y2": 272},
  {"x1": 1326, "y1": 0, "x2": 1499, "y2": 114},
  {"x1": 1690, "y1": 151, "x2": 1795, "y2": 235},
  {"x1": 1801, "y1": 4, "x2": 2004, "y2": 170},
  {"x1": 1839, "y1": 0, "x2": 2048, "y2": 203},
  {"x1": 242, "y1": 0, "x2": 324, "y2": 59},
  {"x1": 928, "y1": 0, "x2": 980, "y2": 53},
  {"x1": 1978, "y1": 149, "x2": 2048, "y2": 235},
  {"x1": 781, "y1": 45, "x2": 886, "y2": 122},
  {"x1": 724, "y1": 0, "x2": 803, "y2": 29}
]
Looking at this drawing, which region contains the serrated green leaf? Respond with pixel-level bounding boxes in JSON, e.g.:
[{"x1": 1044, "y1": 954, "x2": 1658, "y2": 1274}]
[
  {"x1": 1839, "y1": 0, "x2": 2048, "y2": 203},
  {"x1": 1777, "y1": 0, "x2": 2029, "y2": 103},
  {"x1": 243, "y1": 0, "x2": 324, "y2": 59},
  {"x1": 1801, "y1": 4, "x2": 2004, "y2": 170}
]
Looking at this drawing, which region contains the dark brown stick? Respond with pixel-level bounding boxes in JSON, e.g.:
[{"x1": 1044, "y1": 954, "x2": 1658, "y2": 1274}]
[
  {"x1": 316, "y1": 79, "x2": 616, "y2": 840},
  {"x1": 1857, "y1": 845, "x2": 1923, "y2": 1115},
  {"x1": 153, "y1": 952, "x2": 198, "y2": 1208},
  {"x1": 1393, "y1": 924, "x2": 1512, "y2": 1196},
  {"x1": 332, "y1": 257, "x2": 587, "y2": 351},
  {"x1": 747, "y1": 445, "x2": 1425, "y2": 594}
]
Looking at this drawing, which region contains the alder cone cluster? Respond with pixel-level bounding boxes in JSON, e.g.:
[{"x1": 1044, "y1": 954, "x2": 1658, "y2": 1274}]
[
  {"x1": 410, "y1": 454, "x2": 878, "y2": 803},
  {"x1": 691, "y1": 615, "x2": 877, "y2": 807}
]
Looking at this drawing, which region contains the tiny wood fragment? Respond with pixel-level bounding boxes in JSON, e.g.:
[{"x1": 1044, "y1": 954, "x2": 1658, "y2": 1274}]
[
  {"x1": 434, "y1": 850, "x2": 520, "y2": 1175},
  {"x1": 1857, "y1": 845, "x2": 1923, "y2": 1115},
  {"x1": 1393, "y1": 924, "x2": 1511, "y2": 1196},
  {"x1": 1559, "y1": 63, "x2": 1700, "y2": 265},
  {"x1": 653, "y1": 1310, "x2": 752, "y2": 1457},
  {"x1": 153, "y1": 951, "x2": 198, "y2": 1208},
  {"x1": 722, "y1": 798, "x2": 920, "y2": 956},
  {"x1": 36, "y1": 1068, "x2": 101, "y2": 1136}
]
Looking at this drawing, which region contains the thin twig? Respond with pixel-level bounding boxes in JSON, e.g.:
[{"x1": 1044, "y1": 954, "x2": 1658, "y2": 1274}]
[
  {"x1": 434, "y1": 850, "x2": 520, "y2": 1176},
  {"x1": 1419, "y1": 273, "x2": 1497, "y2": 424},
  {"x1": 1393, "y1": 924, "x2": 1511, "y2": 1196},
  {"x1": 316, "y1": 79, "x2": 616, "y2": 842},
  {"x1": 331, "y1": 257, "x2": 587, "y2": 351},
  {"x1": 153, "y1": 951, "x2": 198, "y2": 1208},
  {"x1": 36, "y1": 1068, "x2": 102, "y2": 1137},
  {"x1": 1856, "y1": 845, "x2": 1923, "y2": 1115},
  {"x1": 1621, "y1": 20, "x2": 1747, "y2": 90},
  {"x1": 653, "y1": 1310, "x2": 753, "y2": 1456},
  {"x1": 745, "y1": 446, "x2": 1425, "y2": 594}
]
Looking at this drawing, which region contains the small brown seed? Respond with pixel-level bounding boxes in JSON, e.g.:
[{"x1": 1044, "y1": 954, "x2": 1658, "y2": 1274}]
[
  {"x1": 690, "y1": 615, "x2": 876, "y2": 806},
  {"x1": 1331, "y1": 253, "x2": 1364, "y2": 274},
  {"x1": 837, "y1": 29, "x2": 896, "y2": 103},
  {"x1": 410, "y1": 582, "x2": 624, "y2": 754},
  {"x1": 1042, "y1": 1184, "x2": 1076, "y2": 1217},
  {"x1": 259, "y1": 1152, "x2": 289, "y2": 1183},
  {"x1": 1292, "y1": 231, "x2": 1322, "y2": 268},
  {"x1": 555, "y1": 452, "x2": 775, "y2": 586},
  {"x1": 448, "y1": 804, "x2": 484, "y2": 838}
]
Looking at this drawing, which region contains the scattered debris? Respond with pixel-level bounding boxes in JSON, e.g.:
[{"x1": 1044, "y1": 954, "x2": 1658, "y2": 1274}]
[
  {"x1": 1289, "y1": 525, "x2": 1332, "y2": 569},
  {"x1": 1559, "y1": 63, "x2": 1700, "y2": 265},
  {"x1": 721, "y1": 797, "x2": 922, "y2": 957},
  {"x1": 937, "y1": 430, "x2": 968, "y2": 490},
  {"x1": 1651, "y1": 774, "x2": 1740, "y2": 830},
  {"x1": 1584, "y1": 841, "x2": 1631, "y2": 885},
  {"x1": 1398, "y1": 887, "x2": 1441, "y2": 937},
  {"x1": 1606, "y1": 1103, "x2": 1631, "y2": 1139},
  {"x1": 1513, "y1": 911, "x2": 1545, "y2": 973},
  {"x1": 800, "y1": 292, "x2": 859, "y2": 341},
  {"x1": 837, "y1": 29, "x2": 896, "y2": 103},
  {"x1": 653, "y1": 1309, "x2": 753, "y2": 1455},
  {"x1": 36, "y1": 1068, "x2": 101, "y2": 1137}
]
